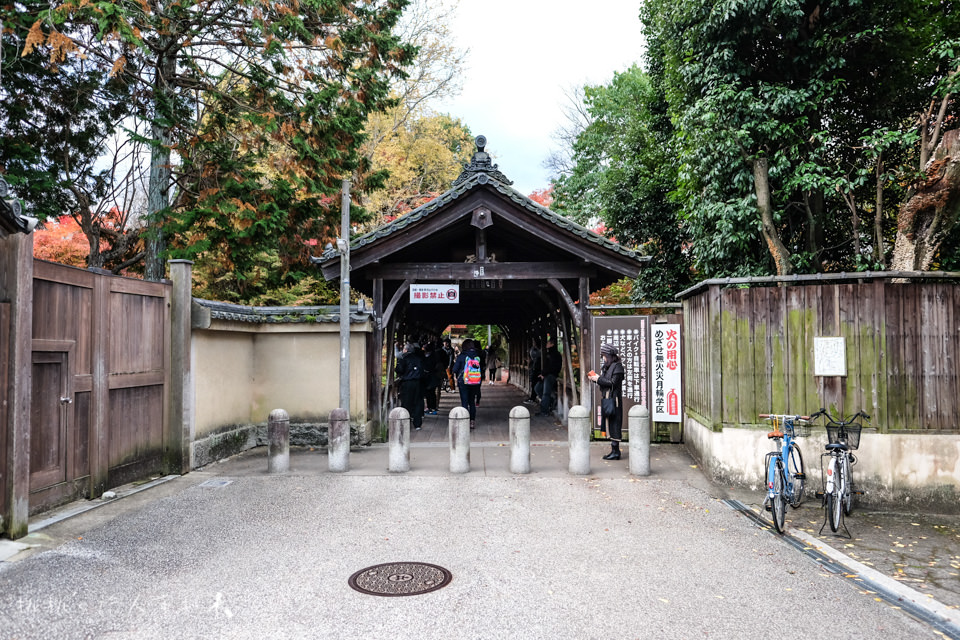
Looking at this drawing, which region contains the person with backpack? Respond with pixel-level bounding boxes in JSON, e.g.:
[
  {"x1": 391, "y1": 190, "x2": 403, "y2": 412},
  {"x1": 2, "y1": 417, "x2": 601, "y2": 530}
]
[
  {"x1": 395, "y1": 342, "x2": 425, "y2": 430},
  {"x1": 452, "y1": 338, "x2": 483, "y2": 429}
]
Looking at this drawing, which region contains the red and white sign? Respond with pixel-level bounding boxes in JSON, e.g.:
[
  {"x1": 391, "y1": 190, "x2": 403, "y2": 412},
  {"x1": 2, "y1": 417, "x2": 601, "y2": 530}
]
[
  {"x1": 409, "y1": 284, "x2": 459, "y2": 304},
  {"x1": 652, "y1": 324, "x2": 682, "y2": 423}
]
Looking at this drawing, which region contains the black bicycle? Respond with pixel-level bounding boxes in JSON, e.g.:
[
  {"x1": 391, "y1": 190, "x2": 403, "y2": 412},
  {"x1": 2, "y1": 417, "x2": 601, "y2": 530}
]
[{"x1": 809, "y1": 408, "x2": 869, "y2": 534}]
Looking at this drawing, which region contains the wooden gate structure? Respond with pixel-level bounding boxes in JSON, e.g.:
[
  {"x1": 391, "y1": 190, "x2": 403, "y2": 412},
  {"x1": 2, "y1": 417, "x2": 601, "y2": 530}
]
[
  {"x1": 316, "y1": 136, "x2": 649, "y2": 431},
  {"x1": 2, "y1": 229, "x2": 173, "y2": 538}
]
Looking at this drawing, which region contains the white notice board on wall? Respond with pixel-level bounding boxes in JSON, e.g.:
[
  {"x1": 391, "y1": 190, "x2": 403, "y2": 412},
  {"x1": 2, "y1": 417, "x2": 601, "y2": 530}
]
[{"x1": 814, "y1": 337, "x2": 846, "y2": 376}]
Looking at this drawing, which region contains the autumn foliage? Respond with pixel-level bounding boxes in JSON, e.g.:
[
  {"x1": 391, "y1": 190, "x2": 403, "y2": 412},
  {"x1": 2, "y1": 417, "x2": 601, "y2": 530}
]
[{"x1": 33, "y1": 215, "x2": 89, "y2": 266}]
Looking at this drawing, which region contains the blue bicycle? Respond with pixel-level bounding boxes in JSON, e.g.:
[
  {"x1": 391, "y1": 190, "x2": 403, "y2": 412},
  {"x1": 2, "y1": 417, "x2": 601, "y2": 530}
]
[{"x1": 760, "y1": 413, "x2": 810, "y2": 534}]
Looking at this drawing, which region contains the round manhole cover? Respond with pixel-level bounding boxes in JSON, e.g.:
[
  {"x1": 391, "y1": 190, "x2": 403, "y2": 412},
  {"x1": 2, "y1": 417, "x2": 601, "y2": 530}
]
[{"x1": 348, "y1": 562, "x2": 452, "y2": 597}]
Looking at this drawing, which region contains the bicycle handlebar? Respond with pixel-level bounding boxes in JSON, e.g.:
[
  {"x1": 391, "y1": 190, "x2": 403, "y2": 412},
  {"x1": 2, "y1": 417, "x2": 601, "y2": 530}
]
[{"x1": 758, "y1": 413, "x2": 810, "y2": 421}]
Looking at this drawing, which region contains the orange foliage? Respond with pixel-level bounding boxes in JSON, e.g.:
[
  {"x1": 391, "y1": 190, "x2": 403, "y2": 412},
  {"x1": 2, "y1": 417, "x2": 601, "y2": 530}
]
[
  {"x1": 33, "y1": 215, "x2": 90, "y2": 267},
  {"x1": 528, "y1": 187, "x2": 553, "y2": 208}
]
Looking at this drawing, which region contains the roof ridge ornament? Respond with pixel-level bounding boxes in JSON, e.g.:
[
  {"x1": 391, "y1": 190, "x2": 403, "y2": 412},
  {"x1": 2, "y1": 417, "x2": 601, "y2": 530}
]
[{"x1": 452, "y1": 135, "x2": 514, "y2": 186}]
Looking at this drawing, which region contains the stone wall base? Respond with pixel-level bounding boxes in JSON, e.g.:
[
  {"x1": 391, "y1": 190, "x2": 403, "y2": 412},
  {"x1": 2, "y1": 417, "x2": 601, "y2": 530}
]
[
  {"x1": 190, "y1": 421, "x2": 372, "y2": 469},
  {"x1": 684, "y1": 416, "x2": 960, "y2": 514}
]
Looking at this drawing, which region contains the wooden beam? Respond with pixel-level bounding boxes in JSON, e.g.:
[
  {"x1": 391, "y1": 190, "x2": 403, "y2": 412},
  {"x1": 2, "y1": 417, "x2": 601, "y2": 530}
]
[
  {"x1": 364, "y1": 262, "x2": 597, "y2": 280},
  {"x1": 548, "y1": 278, "x2": 580, "y2": 329},
  {"x1": 579, "y1": 277, "x2": 592, "y2": 412},
  {"x1": 382, "y1": 279, "x2": 413, "y2": 335}
]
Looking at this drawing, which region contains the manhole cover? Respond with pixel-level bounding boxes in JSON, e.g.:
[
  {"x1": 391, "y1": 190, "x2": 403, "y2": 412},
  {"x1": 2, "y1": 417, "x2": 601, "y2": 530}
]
[{"x1": 348, "y1": 562, "x2": 452, "y2": 597}]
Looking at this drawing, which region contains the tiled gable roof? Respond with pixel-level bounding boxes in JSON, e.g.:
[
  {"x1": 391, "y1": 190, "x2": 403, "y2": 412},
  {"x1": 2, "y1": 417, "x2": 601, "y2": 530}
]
[{"x1": 314, "y1": 137, "x2": 642, "y2": 265}]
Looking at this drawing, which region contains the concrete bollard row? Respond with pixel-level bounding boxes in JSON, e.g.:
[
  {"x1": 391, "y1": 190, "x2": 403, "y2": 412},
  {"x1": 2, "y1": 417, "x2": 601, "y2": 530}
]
[
  {"x1": 388, "y1": 407, "x2": 411, "y2": 473},
  {"x1": 267, "y1": 408, "x2": 290, "y2": 474},
  {"x1": 449, "y1": 406, "x2": 471, "y2": 473},
  {"x1": 509, "y1": 405, "x2": 531, "y2": 474},
  {"x1": 628, "y1": 405, "x2": 651, "y2": 476},
  {"x1": 328, "y1": 408, "x2": 350, "y2": 473}
]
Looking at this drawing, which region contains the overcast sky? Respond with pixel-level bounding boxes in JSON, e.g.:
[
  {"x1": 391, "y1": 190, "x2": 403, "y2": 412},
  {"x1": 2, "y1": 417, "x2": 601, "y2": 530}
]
[{"x1": 432, "y1": 1, "x2": 647, "y2": 196}]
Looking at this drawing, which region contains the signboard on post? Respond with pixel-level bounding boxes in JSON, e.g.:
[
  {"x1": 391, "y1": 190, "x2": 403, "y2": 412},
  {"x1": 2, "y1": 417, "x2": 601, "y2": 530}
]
[
  {"x1": 651, "y1": 324, "x2": 682, "y2": 423},
  {"x1": 409, "y1": 284, "x2": 459, "y2": 304},
  {"x1": 593, "y1": 316, "x2": 649, "y2": 439}
]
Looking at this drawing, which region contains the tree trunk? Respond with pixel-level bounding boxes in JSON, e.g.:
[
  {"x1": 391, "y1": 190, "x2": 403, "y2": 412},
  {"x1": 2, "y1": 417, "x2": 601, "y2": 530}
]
[
  {"x1": 890, "y1": 129, "x2": 960, "y2": 271},
  {"x1": 144, "y1": 46, "x2": 177, "y2": 282},
  {"x1": 754, "y1": 157, "x2": 794, "y2": 275},
  {"x1": 873, "y1": 154, "x2": 885, "y2": 267}
]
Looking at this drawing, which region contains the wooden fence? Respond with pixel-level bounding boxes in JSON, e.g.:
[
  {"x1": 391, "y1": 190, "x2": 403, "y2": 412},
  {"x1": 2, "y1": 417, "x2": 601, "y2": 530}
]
[
  {"x1": 681, "y1": 278, "x2": 960, "y2": 433},
  {"x1": 27, "y1": 260, "x2": 170, "y2": 513}
]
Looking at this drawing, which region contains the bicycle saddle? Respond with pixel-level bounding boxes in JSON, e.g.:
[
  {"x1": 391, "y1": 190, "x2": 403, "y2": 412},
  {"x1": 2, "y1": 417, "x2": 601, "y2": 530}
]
[
  {"x1": 767, "y1": 431, "x2": 783, "y2": 439},
  {"x1": 825, "y1": 442, "x2": 849, "y2": 451}
]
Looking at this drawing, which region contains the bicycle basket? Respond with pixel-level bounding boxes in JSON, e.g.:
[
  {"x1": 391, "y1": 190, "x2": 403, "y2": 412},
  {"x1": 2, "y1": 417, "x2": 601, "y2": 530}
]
[
  {"x1": 826, "y1": 424, "x2": 861, "y2": 450},
  {"x1": 784, "y1": 421, "x2": 811, "y2": 438}
]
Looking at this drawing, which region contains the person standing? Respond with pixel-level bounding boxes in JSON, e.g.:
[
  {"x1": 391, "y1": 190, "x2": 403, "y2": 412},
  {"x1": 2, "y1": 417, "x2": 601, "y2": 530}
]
[
  {"x1": 525, "y1": 340, "x2": 541, "y2": 404},
  {"x1": 486, "y1": 343, "x2": 499, "y2": 385},
  {"x1": 422, "y1": 342, "x2": 440, "y2": 415},
  {"x1": 441, "y1": 338, "x2": 456, "y2": 392},
  {"x1": 589, "y1": 342, "x2": 625, "y2": 460},
  {"x1": 535, "y1": 337, "x2": 562, "y2": 417},
  {"x1": 395, "y1": 342, "x2": 425, "y2": 430},
  {"x1": 452, "y1": 338, "x2": 483, "y2": 429}
]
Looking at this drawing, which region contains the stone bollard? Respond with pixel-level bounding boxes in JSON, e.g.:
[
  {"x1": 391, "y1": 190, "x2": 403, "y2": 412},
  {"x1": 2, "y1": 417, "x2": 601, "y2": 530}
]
[
  {"x1": 509, "y1": 405, "x2": 531, "y2": 474},
  {"x1": 629, "y1": 405, "x2": 651, "y2": 476},
  {"x1": 388, "y1": 407, "x2": 411, "y2": 473},
  {"x1": 267, "y1": 409, "x2": 290, "y2": 474},
  {"x1": 449, "y1": 406, "x2": 470, "y2": 474},
  {"x1": 568, "y1": 405, "x2": 591, "y2": 475},
  {"x1": 328, "y1": 408, "x2": 350, "y2": 473}
]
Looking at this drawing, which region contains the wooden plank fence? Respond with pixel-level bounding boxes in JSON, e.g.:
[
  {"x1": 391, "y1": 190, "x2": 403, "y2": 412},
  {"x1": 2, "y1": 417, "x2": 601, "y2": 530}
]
[
  {"x1": 682, "y1": 280, "x2": 960, "y2": 433},
  {"x1": 28, "y1": 260, "x2": 170, "y2": 513}
]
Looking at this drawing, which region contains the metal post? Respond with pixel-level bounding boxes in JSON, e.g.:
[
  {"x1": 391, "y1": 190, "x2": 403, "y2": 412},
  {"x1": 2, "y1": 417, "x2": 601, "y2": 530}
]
[
  {"x1": 339, "y1": 180, "x2": 351, "y2": 417},
  {"x1": 509, "y1": 405, "x2": 531, "y2": 474},
  {"x1": 449, "y1": 406, "x2": 470, "y2": 473},
  {"x1": 568, "y1": 405, "x2": 591, "y2": 475},
  {"x1": 388, "y1": 407, "x2": 410, "y2": 473},
  {"x1": 629, "y1": 405, "x2": 651, "y2": 476},
  {"x1": 267, "y1": 409, "x2": 290, "y2": 474}
]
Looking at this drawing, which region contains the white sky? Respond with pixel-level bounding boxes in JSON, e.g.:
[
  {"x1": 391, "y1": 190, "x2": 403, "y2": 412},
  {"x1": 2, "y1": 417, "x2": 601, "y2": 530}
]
[{"x1": 432, "y1": 1, "x2": 647, "y2": 196}]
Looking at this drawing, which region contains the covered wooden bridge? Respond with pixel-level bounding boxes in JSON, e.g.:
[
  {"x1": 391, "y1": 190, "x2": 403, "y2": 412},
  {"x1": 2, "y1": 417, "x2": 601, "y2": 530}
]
[{"x1": 317, "y1": 136, "x2": 648, "y2": 428}]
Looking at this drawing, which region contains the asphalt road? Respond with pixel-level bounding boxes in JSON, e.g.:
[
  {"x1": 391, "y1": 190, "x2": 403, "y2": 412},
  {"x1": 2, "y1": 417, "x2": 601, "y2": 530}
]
[{"x1": 0, "y1": 442, "x2": 954, "y2": 640}]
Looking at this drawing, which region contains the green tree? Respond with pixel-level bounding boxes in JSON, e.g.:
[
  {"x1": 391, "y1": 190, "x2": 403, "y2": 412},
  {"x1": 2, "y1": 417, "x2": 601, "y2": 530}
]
[
  {"x1": 644, "y1": 0, "x2": 959, "y2": 276},
  {"x1": 23, "y1": 0, "x2": 416, "y2": 282},
  {"x1": 552, "y1": 66, "x2": 691, "y2": 302},
  {"x1": 1, "y1": 2, "x2": 143, "y2": 272}
]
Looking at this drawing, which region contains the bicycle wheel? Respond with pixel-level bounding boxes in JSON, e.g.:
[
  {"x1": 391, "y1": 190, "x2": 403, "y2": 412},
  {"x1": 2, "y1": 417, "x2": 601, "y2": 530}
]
[
  {"x1": 842, "y1": 455, "x2": 854, "y2": 516},
  {"x1": 828, "y1": 465, "x2": 843, "y2": 532},
  {"x1": 771, "y1": 462, "x2": 787, "y2": 534},
  {"x1": 787, "y1": 442, "x2": 805, "y2": 508}
]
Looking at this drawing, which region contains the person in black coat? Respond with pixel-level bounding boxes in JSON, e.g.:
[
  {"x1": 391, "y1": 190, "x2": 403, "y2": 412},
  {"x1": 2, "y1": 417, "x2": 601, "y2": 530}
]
[
  {"x1": 589, "y1": 342, "x2": 625, "y2": 460},
  {"x1": 535, "y1": 338, "x2": 562, "y2": 416},
  {"x1": 396, "y1": 342, "x2": 425, "y2": 430}
]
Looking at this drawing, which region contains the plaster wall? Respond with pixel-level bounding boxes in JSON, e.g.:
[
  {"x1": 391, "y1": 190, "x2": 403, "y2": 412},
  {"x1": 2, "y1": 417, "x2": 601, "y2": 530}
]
[
  {"x1": 685, "y1": 416, "x2": 960, "y2": 512},
  {"x1": 192, "y1": 320, "x2": 370, "y2": 438},
  {"x1": 192, "y1": 330, "x2": 255, "y2": 436}
]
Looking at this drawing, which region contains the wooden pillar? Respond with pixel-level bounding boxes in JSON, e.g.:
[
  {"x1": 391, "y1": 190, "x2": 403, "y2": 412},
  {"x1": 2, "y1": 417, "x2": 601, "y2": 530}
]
[
  {"x1": 166, "y1": 259, "x2": 193, "y2": 474},
  {"x1": 89, "y1": 272, "x2": 109, "y2": 497},
  {"x1": 578, "y1": 277, "x2": 592, "y2": 413},
  {"x1": 370, "y1": 278, "x2": 384, "y2": 437},
  {"x1": 1, "y1": 233, "x2": 33, "y2": 538},
  {"x1": 708, "y1": 284, "x2": 723, "y2": 429}
]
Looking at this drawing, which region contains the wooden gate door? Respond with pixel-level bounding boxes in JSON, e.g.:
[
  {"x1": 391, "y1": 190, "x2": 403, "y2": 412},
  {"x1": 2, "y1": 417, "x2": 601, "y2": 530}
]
[{"x1": 29, "y1": 348, "x2": 84, "y2": 511}]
